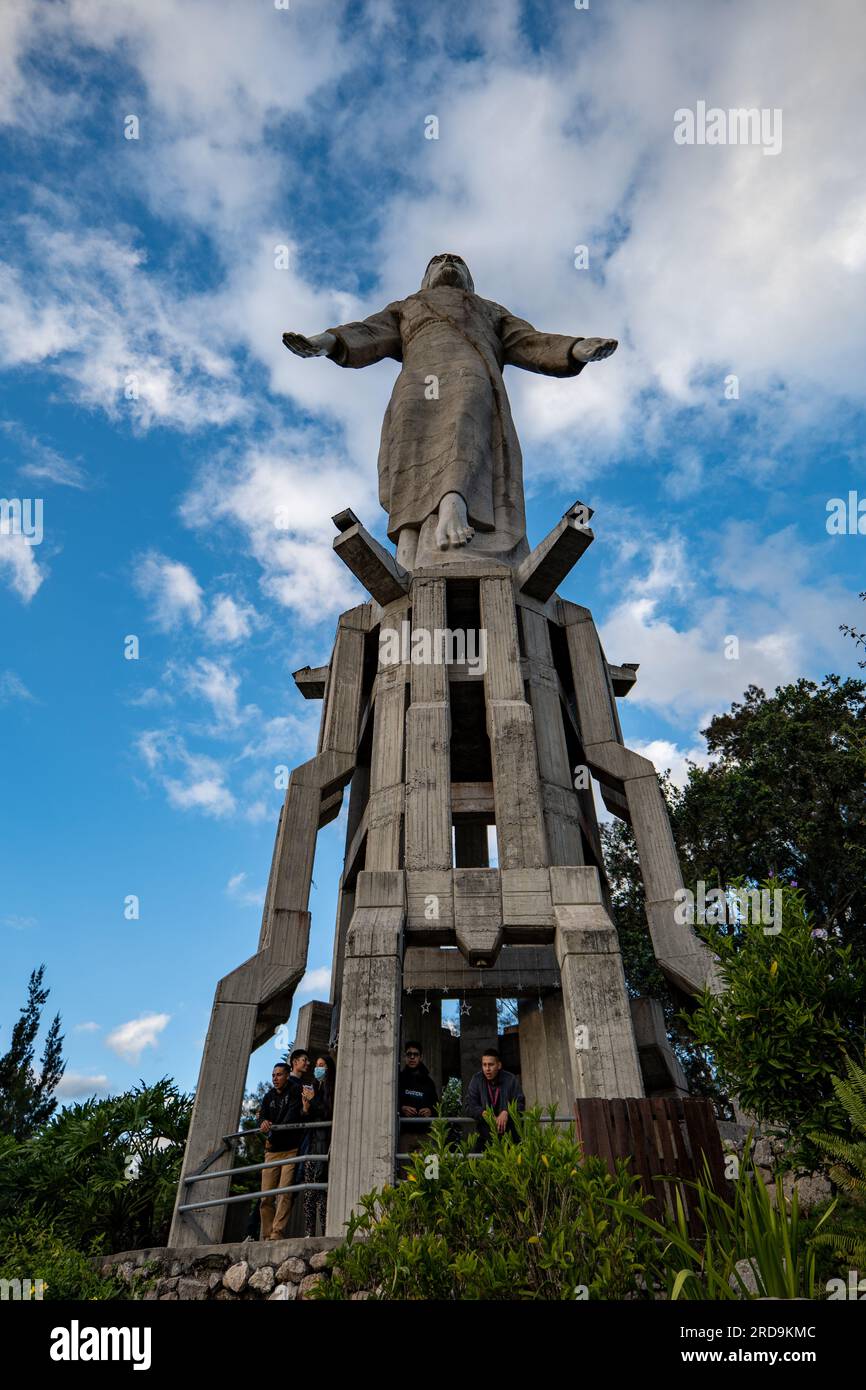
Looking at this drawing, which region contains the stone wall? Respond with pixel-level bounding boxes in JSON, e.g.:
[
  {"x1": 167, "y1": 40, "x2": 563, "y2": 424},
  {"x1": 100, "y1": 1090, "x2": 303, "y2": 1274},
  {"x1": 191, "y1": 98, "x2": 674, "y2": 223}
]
[
  {"x1": 717, "y1": 1122, "x2": 832, "y2": 1212},
  {"x1": 97, "y1": 1236, "x2": 343, "y2": 1301}
]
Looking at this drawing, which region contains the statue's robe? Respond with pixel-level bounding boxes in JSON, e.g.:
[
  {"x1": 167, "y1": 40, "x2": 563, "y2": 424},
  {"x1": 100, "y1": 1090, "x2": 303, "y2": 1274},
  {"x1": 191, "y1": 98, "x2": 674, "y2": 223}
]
[{"x1": 327, "y1": 286, "x2": 585, "y2": 557}]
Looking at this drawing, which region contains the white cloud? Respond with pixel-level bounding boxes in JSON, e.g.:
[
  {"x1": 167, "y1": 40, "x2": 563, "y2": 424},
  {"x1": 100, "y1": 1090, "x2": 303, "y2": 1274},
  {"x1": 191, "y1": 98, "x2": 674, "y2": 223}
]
[
  {"x1": 0, "y1": 669, "x2": 34, "y2": 704},
  {"x1": 0, "y1": 421, "x2": 88, "y2": 488},
  {"x1": 0, "y1": 531, "x2": 45, "y2": 602},
  {"x1": 73, "y1": 1021, "x2": 101, "y2": 1034},
  {"x1": 226, "y1": 871, "x2": 265, "y2": 908},
  {"x1": 105, "y1": 1012, "x2": 170, "y2": 1063},
  {"x1": 133, "y1": 551, "x2": 203, "y2": 631},
  {"x1": 180, "y1": 435, "x2": 370, "y2": 621},
  {"x1": 136, "y1": 729, "x2": 237, "y2": 818},
  {"x1": 629, "y1": 739, "x2": 710, "y2": 791},
  {"x1": 176, "y1": 657, "x2": 243, "y2": 728},
  {"x1": 602, "y1": 522, "x2": 852, "y2": 720},
  {"x1": 204, "y1": 594, "x2": 258, "y2": 644},
  {"x1": 56, "y1": 1071, "x2": 109, "y2": 1098},
  {"x1": 3, "y1": 914, "x2": 38, "y2": 931},
  {"x1": 298, "y1": 966, "x2": 331, "y2": 997}
]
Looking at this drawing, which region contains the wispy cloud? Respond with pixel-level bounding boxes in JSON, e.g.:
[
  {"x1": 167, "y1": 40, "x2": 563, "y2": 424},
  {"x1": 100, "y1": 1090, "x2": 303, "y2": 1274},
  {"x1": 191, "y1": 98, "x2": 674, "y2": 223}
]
[
  {"x1": 56, "y1": 1071, "x2": 110, "y2": 1098},
  {"x1": 0, "y1": 669, "x2": 34, "y2": 705},
  {"x1": 105, "y1": 1013, "x2": 170, "y2": 1063},
  {"x1": 133, "y1": 551, "x2": 203, "y2": 631}
]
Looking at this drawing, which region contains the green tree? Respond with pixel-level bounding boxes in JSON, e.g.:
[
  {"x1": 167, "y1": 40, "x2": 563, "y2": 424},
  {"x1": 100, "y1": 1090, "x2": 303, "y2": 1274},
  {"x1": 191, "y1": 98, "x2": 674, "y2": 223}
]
[
  {"x1": 0, "y1": 965, "x2": 65, "y2": 1140},
  {"x1": 0, "y1": 1079, "x2": 191, "y2": 1254},
  {"x1": 603, "y1": 676, "x2": 866, "y2": 1102},
  {"x1": 688, "y1": 886, "x2": 866, "y2": 1156}
]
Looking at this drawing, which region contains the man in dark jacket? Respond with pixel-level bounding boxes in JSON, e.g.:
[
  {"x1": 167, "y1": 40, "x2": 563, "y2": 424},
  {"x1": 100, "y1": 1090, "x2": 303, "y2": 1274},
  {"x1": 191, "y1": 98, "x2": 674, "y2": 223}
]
[
  {"x1": 257, "y1": 1051, "x2": 309, "y2": 1239},
  {"x1": 398, "y1": 1041, "x2": 438, "y2": 1167},
  {"x1": 464, "y1": 1047, "x2": 525, "y2": 1145}
]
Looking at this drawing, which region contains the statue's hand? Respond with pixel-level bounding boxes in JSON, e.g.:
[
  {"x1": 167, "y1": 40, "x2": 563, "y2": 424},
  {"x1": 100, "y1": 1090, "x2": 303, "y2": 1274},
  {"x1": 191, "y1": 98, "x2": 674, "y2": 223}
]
[
  {"x1": 282, "y1": 330, "x2": 337, "y2": 358},
  {"x1": 572, "y1": 337, "x2": 618, "y2": 365}
]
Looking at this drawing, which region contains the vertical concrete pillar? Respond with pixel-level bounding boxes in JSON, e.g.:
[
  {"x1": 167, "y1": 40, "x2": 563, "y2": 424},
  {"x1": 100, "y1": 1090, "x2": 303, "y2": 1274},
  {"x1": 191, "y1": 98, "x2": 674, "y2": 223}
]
[
  {"x1": 480, "y1": 577, "x2": 547, "y2": 869},
  {"x1": 405, "y1": 578, "x2": 452, "y2": 870},
  {"x1": 551, "y1": 867, "x2": 643, "y2": 1100},
  {"x1": 518, "y1": 992, "x2": 573, "y2": 1117},
  {"x1": 327, "y1": 871, "x2": 405, "y2": 1236},
  {"x1": 367, "y1": 595, "x2": 409, "y2": 870},
  {"x1": 521, "y1": 605, "x2": 584, "y2": 865}
]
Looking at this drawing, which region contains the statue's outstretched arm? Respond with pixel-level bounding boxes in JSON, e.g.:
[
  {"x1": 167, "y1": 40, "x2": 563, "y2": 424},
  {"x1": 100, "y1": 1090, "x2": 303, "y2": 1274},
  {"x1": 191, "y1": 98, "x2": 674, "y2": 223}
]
[
  {"x1": 282, "y1": 304, "x2": 402, "y2": 369},
  {"x1": 497, "y1": 308, "x2": 617, "y2": 377}
]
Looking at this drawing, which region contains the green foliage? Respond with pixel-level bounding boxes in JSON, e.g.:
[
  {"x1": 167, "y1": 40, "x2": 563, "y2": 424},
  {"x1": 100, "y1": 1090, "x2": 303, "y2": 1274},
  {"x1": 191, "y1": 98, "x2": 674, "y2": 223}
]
[
  {"x1": 674, "y1": 678, "x2": 866, "y2": 957},
  {"x1": 315, "y1": 1111, "x2": 660, "y2": 1300},
  {"x1": 809, "y1": 1054, "x2": 866, "y2": 1268},
  {"x1": 688, "y1": 885, "x2": 866, "y2": 1156},
  {"x1": 609, "y1": 1147, "x2": 836, "y2": 1300},
  {"x1": 604, "y1": 677, "x2": 866, "y2": 1108},
  {"x1": 0, "y1": 1212, "x2": 125, "y2": 1301},
  {"x1": 0, "y1": 965, "x2": 65, "y2": 1140},
  {"x1": 438, "y1": 1076, "x2": 462, "y2": 1118},
  {"x1": 0, "y1": 1079, "x2": 192, "y2": 1255}
]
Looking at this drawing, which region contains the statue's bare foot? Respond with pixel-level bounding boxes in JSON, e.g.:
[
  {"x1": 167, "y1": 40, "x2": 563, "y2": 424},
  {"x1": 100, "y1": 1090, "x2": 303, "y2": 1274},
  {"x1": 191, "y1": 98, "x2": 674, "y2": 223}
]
[{"x1": 435, "y1": 492, "x2": 475, "y2": 549}]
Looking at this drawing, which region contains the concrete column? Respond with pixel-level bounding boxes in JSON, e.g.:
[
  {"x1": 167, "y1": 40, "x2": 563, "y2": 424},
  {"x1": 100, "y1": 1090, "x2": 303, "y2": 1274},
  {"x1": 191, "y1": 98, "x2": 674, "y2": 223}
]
[
  {"x1": 551, "y1": 867, "x2": 643, "y2": 1100},
  {"x1": 405, "y1": 577, "x2": 452, "y2": 871},
  {"x1": 326, "y1": 871, "x2": 405, "y2": 1236},
  {"x1": 367, "y1": 596, "x2": 409, "y2": 871},
  {"x1": 521, "y1": 605, "x2": 584, "y2": 865},
  {"x1": 518, "y1": 992, "x2": 573, "y2": 1117},
  {"x1": 480, "y1": 577, "x2": 547, "y2": 869}
]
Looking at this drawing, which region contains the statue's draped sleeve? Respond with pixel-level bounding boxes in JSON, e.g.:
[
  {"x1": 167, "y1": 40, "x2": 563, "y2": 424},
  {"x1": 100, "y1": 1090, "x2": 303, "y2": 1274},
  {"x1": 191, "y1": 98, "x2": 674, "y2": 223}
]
[
  {"x1": 325, "y1": 302, "x2": 403, "y2": 369},
  {"x1": 496, "y1": 308, "x2": 586, "y2": 379}
]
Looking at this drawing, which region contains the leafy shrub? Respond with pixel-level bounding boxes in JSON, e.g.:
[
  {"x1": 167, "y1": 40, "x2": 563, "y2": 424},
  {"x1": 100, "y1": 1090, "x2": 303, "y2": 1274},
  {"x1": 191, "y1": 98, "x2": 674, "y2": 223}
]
[
  {"x1": 316, "y1": 1110, "x2": 660, "y2": 1300},
  {"x1": 809, "y1": 1055, "x2": 866, "y2": 1269},
  {"x1": 0, "y1": 1079, "x2": 191, "y2": 1255},
  {"x1": 609, "y1": 1145, "x2": 837, "y2": 1300},
  {"x1": 687, "y1": 884, "x2": 866, "y2": 1158},
  {"x1": 0, "y1": 1211, "x2": 124, "y2": 1300}
]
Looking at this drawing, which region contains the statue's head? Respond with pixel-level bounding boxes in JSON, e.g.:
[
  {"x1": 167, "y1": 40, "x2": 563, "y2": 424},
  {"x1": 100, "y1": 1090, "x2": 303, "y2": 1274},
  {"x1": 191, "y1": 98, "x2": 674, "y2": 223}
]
[{"x1": 422, "y1": 253, "x2": 474, "y2": 293}]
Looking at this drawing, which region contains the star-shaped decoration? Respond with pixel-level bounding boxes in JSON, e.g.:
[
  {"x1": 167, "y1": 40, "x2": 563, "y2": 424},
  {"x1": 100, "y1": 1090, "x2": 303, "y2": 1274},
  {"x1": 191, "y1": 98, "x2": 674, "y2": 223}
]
[
  {"x1": 420, "y1": 998, "x2": 431, "y2": 1015},
  {"x1": 460, "y1": 1000, "x2": 472, "y2": 1015},
  {"x1": 406, "y1": 987, "x2": 413, "y2": 995}
]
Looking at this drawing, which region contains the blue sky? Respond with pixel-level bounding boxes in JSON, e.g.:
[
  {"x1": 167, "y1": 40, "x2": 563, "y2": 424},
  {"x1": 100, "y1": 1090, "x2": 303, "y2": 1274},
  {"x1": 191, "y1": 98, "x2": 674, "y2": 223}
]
[{"x1": 1, "y1": 0, "x2": 864, "y2": 1105}]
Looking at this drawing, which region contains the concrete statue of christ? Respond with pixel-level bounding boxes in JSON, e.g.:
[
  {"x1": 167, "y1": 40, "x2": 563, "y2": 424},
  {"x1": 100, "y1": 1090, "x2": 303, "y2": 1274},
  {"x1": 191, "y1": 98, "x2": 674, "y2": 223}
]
[{"x1": 282, "y1": 253, "x2": 617, "y2": 569}]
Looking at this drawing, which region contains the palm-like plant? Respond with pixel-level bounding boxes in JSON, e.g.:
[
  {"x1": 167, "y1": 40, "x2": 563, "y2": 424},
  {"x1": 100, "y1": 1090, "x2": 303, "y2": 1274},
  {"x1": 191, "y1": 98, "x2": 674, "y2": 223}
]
[{"x1": 809, "y1": 1054, "x2": 866, "y2": 1268}]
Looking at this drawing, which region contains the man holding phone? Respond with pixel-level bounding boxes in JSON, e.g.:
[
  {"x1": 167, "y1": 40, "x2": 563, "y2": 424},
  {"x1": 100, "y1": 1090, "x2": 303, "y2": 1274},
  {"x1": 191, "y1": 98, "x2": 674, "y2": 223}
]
[{"x1": 257, "y1": 1050, "x2": 310, "y2": 1240}]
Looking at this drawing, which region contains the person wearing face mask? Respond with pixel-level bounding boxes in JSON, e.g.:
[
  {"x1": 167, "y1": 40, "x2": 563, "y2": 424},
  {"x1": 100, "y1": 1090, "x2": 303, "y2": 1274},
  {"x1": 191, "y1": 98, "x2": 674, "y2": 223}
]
[{"x1": 301, "y1": 1054, "x2": 336, "y2": 1237}]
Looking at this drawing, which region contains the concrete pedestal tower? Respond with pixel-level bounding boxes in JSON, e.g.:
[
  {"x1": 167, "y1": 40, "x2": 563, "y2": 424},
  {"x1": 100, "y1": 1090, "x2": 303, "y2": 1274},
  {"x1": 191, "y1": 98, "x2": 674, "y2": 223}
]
[{"x1": 169, "y1": 500, "x2": 719, "y2": 1247}]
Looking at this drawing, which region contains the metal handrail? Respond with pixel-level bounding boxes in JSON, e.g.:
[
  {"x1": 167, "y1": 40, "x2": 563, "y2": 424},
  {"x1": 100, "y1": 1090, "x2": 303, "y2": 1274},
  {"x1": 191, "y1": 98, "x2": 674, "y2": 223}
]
[
  {"x1": 185, "y1": 1153, "x2": 329, "y2": 1184},
  {"x1": 224, "y1": 1120, "x2": 332, "y2": 1142},
  {"x1": 178, "y1": 1183, "x2": 328, "y2": 1214}
]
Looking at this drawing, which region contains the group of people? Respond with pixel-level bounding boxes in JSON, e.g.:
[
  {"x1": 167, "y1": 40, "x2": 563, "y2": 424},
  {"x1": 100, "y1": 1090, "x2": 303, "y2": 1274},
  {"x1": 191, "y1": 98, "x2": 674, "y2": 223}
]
[
  {"x1": 256, "y1": 1049, "x2": 334, "y2": 1241},
  {"x1": 255, "y1": 1039, "x2": 525, "y2": 1240},
  {"x1": 400, "y1": 1040, "x2": 525, "y2": 1146}
]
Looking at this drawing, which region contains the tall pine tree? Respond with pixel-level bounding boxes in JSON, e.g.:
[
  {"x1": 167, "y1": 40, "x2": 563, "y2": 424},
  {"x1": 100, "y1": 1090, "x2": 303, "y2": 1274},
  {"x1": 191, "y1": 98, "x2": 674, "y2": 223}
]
[{"x1": 0, "y1": 965, "x2": 66, "y2": 1139}]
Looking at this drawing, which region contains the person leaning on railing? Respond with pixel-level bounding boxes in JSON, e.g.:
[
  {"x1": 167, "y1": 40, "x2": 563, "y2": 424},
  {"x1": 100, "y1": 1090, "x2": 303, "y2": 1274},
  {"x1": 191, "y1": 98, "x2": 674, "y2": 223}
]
[
  {"x1": 257, "y1": 1050, "x2": 310, "y2": 1241},
  {"x1": 464, "y1": 1047, "x2": 525, "y2": 1146}
]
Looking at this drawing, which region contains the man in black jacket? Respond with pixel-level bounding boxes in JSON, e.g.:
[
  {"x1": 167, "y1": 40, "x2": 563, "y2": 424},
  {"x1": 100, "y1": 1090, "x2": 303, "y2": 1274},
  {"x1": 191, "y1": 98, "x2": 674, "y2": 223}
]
[
  {"x1": 257, "y1": 1051, "x2": 309, "y2": 1239},
  {"x1": 464, "y1": 1047, "x2": 525, "y2": 1146},
  {"x1": 398, "y1": 1041, "x2": 438, "y2": 1168}
]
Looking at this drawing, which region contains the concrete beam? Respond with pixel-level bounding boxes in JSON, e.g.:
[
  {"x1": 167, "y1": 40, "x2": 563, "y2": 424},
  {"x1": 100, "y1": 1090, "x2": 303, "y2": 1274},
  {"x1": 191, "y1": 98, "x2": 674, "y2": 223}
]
[
  {"x1": 516, "y1": 501, "x2": 595, "y2": 602},
  {"x1": 333, "y1": 518, "x2": 410, "y2": 605},
  {"x1": 292, "y1": 665, "x2": 329, "y2": 699}
]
